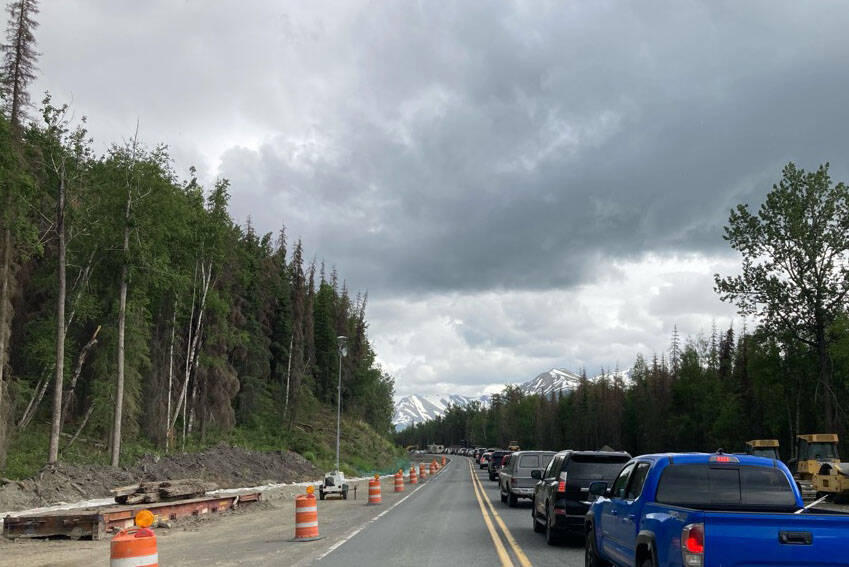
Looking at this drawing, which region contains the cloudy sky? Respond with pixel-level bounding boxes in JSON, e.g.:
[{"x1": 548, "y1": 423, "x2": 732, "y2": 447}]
[{"x1": 33, "y1": 1, "x2": 849, "y2": 397}]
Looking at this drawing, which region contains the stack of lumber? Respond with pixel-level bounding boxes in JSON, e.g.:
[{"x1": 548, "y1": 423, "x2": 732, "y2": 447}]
[{"x1": 110, "y1": 479, "x2": 218, "y2": 504}]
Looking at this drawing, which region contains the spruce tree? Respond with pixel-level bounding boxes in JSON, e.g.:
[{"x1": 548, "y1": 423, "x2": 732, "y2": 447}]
[{"x1": 0, "y1": 0, "x2": 38, "y2": 470}]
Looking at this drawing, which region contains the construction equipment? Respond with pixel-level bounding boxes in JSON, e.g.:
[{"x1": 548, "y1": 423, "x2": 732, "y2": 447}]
[
  {"x1": 318, "y1": 470, "x2": 349, "y2": 500},
  {"x1": 745, "y1": 439, "x2": 780, "y2": 460},
  {"x1": 792, "y1": 434, "x2": 849, "y2": 499}
]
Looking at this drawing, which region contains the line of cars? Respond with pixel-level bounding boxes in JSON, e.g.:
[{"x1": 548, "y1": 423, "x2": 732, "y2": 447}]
[{"x1": 452, "y1": 446, "x2": 849, "y2": 566}]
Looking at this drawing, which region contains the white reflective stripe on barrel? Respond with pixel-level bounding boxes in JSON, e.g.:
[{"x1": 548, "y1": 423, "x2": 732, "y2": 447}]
[
  {"x1": 111, "y1": 553, "x2": 159, "y2": 567},
  {"x1": 296, "y1": 506, "x2": 318, "y2": 512},
  {"x1": 296, "y1": 521, "x2": 319, "y2": 528}
]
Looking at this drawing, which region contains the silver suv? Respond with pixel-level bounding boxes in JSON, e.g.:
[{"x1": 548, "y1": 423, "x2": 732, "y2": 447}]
[{"x1": 499, "y1": 450, "x2": 555, "y2": 507}]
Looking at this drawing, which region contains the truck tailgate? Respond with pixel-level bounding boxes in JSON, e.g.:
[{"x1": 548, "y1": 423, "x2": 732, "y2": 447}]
[{"x1": 705, "y1": 512, "x2": 849, "y2": 566}]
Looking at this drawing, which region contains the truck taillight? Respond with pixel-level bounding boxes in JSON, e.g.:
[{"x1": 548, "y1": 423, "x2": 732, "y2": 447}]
[
  {"x1": 557, "y1": 481, "x2": 566, "y2": 493},
  {"x1": 682, "y1": 523, "x2": 704, "y2": 567}
]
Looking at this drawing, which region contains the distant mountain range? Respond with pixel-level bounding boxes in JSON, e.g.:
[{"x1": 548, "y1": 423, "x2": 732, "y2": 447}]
[
  {"x1": 393, "y1": 393, "x2": 491, "y2": 432},
  {"x1": 392, "y1": 367, "x2": 632, "y2": 431}
]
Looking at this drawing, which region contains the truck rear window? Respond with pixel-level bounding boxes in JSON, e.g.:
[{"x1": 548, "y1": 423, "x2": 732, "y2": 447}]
[
  {"x1": 566, "y1": 455, "x2": 630, "y2": 480},
  {"x1": 656, "y1": 464, "x2": 797, "y2": 511}
]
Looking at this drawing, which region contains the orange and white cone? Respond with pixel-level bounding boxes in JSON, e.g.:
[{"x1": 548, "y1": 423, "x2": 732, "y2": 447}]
[
  {"x1": 394, "y1": 470, "x2": 404, "y2": 492},
  {"x1": 409, "y1": 466, "x2": 418, "y2": 484},
  {"x1": 292, "y1": 488, "x2": 322, "y2": 542},
  {"x1": 111, "y1": 510, "x2": 158, "y2": 567},
  {"x1": 368, "y1": 475, "x2": 382, "y2": 505}
]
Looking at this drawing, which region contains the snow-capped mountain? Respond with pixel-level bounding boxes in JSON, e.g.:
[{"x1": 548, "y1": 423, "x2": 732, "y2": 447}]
[
  {"x1": 519, "y1": 367, "x2": 634, "y2": 396},
  {"x1": 518, "y1": 368, "x2": 583, "y2": 396},
  {"x1": 392, "y1": 394, "x2": 489, "y2": 431},
  {"x1": 393, "y1": 367, "x2": 634, "y2": 430}
]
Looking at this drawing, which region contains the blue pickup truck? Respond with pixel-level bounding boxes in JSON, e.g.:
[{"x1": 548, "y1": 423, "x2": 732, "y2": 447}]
[{"x1": 585, "y1": 452, "x2": 849, "y2": 567}]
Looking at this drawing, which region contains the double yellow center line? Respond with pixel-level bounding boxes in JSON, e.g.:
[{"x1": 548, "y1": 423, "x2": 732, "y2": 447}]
[{"x1": 468, "y1": 460, "x2": 532, "y2": 567}]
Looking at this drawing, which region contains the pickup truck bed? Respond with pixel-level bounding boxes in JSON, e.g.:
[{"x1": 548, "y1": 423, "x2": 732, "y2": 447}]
[{"x1": 704, "y1": 510, "x2": 848, "y2": 565}]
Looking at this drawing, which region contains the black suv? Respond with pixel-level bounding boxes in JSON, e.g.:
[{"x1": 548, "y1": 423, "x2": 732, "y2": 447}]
[
  {"x1": 487, "y1": 450, "x2": 512, "y2": 481},
  {"x1": 531, "y1": 450, "x2": 630, "y2": 544}
]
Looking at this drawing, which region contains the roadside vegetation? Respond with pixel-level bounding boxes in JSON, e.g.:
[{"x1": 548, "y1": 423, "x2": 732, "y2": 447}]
[
  {"x1": 398, "y1": 163, "x2": 849, "y2": 461},
  {"x1": 0, "y1": 0, "x2": 396, "y2": 478}
]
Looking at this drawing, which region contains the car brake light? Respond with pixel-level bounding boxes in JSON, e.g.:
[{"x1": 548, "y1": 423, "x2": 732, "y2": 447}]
[
  {"x1": 682, "y1": 523, "x2": 704, "y2": 567},
  {"x1": 557, "y1": 481, "x2": 566, "y2": 493},
  {"x1": 709, "y1": 454, "x2": 738, "y2": 463}
]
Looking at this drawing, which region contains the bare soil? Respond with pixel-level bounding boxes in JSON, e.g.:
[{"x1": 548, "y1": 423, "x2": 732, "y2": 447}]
[{"x1": 0, "y1": 443, "x2": 321, "y2": 512}]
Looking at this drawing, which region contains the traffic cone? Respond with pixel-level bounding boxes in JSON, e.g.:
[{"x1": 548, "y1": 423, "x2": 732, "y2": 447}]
[
  {"x1": 442, "y1": 456, "x2": 447, "y2": 467},
  {"x1": 409, "y1": 466, "x2": 418, "y2": 484},
  {"x1": 111, "y1": 510, "x2": 158, "y2": 567},
  {"x1": 419, "y1": 463, "x2": 427, "y2": 480},
  {"x1": 368, "y1": 475, "x2": 382, "y2": 505},
  {"x1": 292, "y1": 487, "x2": 321, "y2": 542},
  {"x1": 394, "y1": 469, "x2": 404, "y2": 492}
]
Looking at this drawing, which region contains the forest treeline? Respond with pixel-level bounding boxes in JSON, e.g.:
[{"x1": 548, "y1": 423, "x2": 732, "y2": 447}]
[
  {"x1": 396, "y1": 325, "x2": 849, "y2": 460},
  {"x1": 398, "y1": 163, "x2": 849, "y2": 461},
  {"x1": 0, "y1": 0, "x2": 394, "y2": 473}
]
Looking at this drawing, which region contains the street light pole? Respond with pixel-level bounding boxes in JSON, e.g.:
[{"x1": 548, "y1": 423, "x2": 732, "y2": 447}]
[{"x1": 335, "y1": 335, "x2": 347, "y2": 472}]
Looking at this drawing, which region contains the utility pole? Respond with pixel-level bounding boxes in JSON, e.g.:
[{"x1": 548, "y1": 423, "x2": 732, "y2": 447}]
[{"x1": 335, "y1": 335, "x2": 347, "y2": 472}]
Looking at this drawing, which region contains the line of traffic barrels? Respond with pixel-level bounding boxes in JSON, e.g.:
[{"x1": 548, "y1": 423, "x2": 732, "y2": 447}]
[{"x1": 291, "y1": 460, "x2": 450, "y2": 542}]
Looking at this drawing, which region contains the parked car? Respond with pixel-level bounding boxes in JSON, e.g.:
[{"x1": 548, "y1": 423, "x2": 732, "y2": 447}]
[
  {"x1": 531, "y1": 450, "x2": 630, "y2": 545},
  {"x1": 488, "y1": 450, "x2": 512, "y2": 481},
  {"x1": 585, "y1": 452, "x2": 849, "y2": 567},
  {"x1": 479, "y1": 451, "x2": 493, "y2": 469},
  {"x1": 500, "y1": 450, "x2": 555, "y2": 507}
]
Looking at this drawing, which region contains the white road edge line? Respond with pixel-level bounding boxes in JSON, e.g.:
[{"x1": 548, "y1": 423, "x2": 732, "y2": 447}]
[{"x1": 315, "y1": 464, "x2": 441, "y2": 561}]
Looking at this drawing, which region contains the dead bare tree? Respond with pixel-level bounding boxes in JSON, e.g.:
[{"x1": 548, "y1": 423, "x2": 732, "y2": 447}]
[
  {"x1": 43, "y1": 98, "x2": 90, "y2": 464},
  {"x1": 17, "y1": 252, "x2": 94, "y2": 429},
  {"x1": 111, "y1": 128, "x2": 139, "y2": 467},
  {"x1": 60, "y1": 325, "x2": 100, "y2": 426},
  {"x1": 165, "y1": 298, "x2": 177, "y2": 452},
  {"x1": 65, "y1": 402, "x2": 94, "y2": 450},
  {"x1": 169, "y1": 260, "x2": 213, "y2": 449}
]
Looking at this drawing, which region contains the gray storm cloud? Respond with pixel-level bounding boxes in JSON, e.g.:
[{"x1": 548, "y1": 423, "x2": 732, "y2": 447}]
[
  {"x1": 30, "y1": 1, "x2": 849, "y2": 392},
  {"x1": 212, "y1": 1, "x2": 849, "y2": 295}
]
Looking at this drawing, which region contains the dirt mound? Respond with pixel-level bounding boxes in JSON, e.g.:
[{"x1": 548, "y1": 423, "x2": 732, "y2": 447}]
[
  {"x1": 131, "y1": 443, "x2": 319, "y2": 486},
  {"x1": 0, "y1": 443, "x2": 321, "y2": 513}
]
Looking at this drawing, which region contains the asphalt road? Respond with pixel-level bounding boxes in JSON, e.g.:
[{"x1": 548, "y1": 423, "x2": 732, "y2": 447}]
[{"x1": 317, "y1": 457, "x2": 585, "y2": 567}]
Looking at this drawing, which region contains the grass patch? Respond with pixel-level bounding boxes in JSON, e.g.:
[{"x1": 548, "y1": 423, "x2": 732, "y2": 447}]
[{"x1": 3, "y1": 406, "x2": 405, "y2": 480}]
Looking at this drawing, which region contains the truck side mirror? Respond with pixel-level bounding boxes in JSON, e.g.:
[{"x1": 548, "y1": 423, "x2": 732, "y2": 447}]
[
  {"x1": 530, "y1": 469, "x2": 541, "y2": 480},
  {"x1": 588, "y1": 481, "x2": 608, "y2": 498}
]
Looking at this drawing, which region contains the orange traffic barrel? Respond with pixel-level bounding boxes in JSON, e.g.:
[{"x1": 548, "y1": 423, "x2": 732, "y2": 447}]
[
  {"x1": 394, "y1": 470, "x2": 404, "y2": 492},
  {"x1": 293, "y1": 493, "x2": 321, "y2": 541},
  {"x1": 409, "y1": 466, "x2": 418, "y2": 484},
  {"x1": 368, "y1": 476, "x2": 382, "y2": 505},
  {"x1": 442, "y1": 456, "x2": 447, "y2": 466},
  {"x1": 419, "y1": 463, "x2": 427, "y2": 480},
  {"x1": 111, "y1": 527, "x2": 158, "y2": 567}
]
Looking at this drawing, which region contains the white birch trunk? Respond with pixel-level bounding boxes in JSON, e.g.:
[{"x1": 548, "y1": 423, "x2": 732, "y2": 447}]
[
  {"x1": 48, "y1": 177, "x2": 67, "y2": 464},
  {"x1": 165, "y1": 298, "x2": 177, "y2": 451}
]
